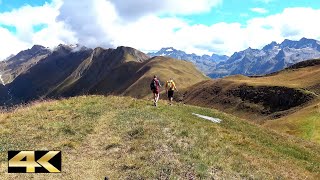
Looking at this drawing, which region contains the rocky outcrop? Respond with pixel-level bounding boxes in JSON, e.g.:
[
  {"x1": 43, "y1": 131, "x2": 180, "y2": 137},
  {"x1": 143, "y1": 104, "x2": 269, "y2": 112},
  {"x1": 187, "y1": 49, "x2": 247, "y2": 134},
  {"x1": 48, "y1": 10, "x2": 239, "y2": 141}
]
[{"x1": 182, "y1": 80, "x2": 316, "y2": 120}]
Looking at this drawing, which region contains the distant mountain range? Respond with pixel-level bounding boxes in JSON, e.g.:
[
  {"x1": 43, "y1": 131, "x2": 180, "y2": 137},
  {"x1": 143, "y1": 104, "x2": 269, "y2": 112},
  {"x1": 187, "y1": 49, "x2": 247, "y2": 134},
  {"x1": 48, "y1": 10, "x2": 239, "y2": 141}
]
[
  {"x1": 149, "y1": 38, "x2": 320, "y2": 78},
  {"x1": 0, "y1": 45, "x2": 206, "y2": 106},
  {"x1": 148, "y1": 47, "x2": 229, "y2": 74},
  {"x1": 1, "y1": 37, "x2": 320, "y2": 105}
]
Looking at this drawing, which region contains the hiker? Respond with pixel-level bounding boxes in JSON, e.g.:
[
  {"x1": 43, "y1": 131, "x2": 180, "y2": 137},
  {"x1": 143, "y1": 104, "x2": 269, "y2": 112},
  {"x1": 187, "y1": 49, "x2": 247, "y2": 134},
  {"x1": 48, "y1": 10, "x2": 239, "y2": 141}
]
[
  {"x1": 150, "y1": 75, "x2": 161, "y2": 106},
  {"x1": 165, "y1": 78, "x2": 178, "y2": 105}
]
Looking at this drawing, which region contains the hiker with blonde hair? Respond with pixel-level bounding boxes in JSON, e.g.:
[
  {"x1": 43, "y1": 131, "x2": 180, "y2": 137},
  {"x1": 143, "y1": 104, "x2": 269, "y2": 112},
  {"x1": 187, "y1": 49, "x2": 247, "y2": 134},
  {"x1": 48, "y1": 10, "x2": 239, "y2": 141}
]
[{"x1": 165, "y1": 78, "x2": 178, "y2": 105}]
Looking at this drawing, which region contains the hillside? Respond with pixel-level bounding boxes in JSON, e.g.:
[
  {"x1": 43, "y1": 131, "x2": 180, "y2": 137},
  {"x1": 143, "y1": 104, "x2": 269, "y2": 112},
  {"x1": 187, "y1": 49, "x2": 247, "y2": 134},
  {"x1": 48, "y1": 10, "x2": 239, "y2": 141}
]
[
  {"x1": 46, "y1": 46, "x2": 150, "y2": 97},
  {"x1": 0, "y1": 96, "x2": 319, "y2": 179},
  {"x1": 6, "y1": 45, "x2": 93, "y2": 103},
  {"x1": 0, "y1": 84, "x2": 9, "y2": 104},
  {"x1": 225, "y1": 59, "x2": 320, "y2": 95},
  {"x1": 47, "y1": 50, "x2": 206, "y2": 99},
  {"x1": 123, "y1": 56, "x2": 208, "y2": 98},
  {"x1": 0, "y1": 46, "x2": 206, "y2": 106},
  {"x1": 182, "y1": 59, "x2": 320, "y2": 142},
  {"x1": 0, "y1": 45, "x2": 51, "y2": 84}
]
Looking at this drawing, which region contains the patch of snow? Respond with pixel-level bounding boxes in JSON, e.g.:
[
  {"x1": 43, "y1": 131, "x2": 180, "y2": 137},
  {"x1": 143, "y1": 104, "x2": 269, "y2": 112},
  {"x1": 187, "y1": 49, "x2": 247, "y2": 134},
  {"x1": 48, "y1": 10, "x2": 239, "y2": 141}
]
[
  {"x1": 0, "y1": 74, "x2": 5, "y2": 86},
  {"x1": 192, "y1": 113, "x2": 222, "y2": 123},
  {"x1": 166, "y1": 48, "x2": 173, "y2": 52}
]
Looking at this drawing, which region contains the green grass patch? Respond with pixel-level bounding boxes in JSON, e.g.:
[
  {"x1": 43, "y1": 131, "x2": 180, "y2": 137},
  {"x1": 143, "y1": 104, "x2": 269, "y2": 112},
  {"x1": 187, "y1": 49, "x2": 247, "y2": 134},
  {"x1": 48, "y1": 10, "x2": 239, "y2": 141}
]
[{"x1": 0, "y1": 96, "x2": 319, "y2": 179}]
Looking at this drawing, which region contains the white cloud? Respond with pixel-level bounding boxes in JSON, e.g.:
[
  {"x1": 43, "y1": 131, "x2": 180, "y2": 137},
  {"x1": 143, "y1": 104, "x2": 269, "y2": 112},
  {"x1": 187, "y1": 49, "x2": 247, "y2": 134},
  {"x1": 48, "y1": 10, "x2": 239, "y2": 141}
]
[
  {"x1": 110, "y1": 0, "x2": 222, "y2": 20},
  {"x1": 0, "y1": 0, "x2": 61, "y2": 43},
  {"x1": 56, "y1": 0, "x2": 222, "y2": 48},
  {"x1": 0, "y1": 27, "x2": 30, "y2": 60},
  {"x1": 250, "y1": 8, "x2": 269, "y2": 14},
  {"x1": 246, "y1": 7, "x2": 320, "y2": 46},
  {"x1": 1, "y1": 0, "x2": 320, "y2": 61},
  {"x1": 0, "y1": 0, "x2": 76, "y2": 60}
]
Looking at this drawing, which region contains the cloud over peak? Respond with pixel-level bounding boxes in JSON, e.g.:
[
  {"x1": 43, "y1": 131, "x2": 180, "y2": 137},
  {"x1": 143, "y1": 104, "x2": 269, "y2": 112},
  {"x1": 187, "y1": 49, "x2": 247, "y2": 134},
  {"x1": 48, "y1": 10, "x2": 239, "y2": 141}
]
[
  {"x1": 111, "y1": 0, "x2": 222, "y2": 20},
  {"x1": 1, "y1": 0, "x2": 320, "y2": 60}
]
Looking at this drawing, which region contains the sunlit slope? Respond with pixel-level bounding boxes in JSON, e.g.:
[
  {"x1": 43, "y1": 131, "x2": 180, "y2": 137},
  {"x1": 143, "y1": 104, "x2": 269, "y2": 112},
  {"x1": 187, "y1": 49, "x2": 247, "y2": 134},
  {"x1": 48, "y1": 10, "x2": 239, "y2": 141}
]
[
  {"x1": 122, "y1": 56, "x2": 208, "y2": 98},
  {"x1": 264, "y1": 101, "x2": 320, "y2": 143},
  {"x1": 0, "y1": 96, "x2": 319, "y2": 179},
  {"x1": 92, "y1": 56, "x2": 208, "y2": 98},
  {"x1": 182, "y1": 59, "x2": 320, "y2": 143},
  {"x1": 225, "y1": 59, "x2": 320, "y2": 95},
  {"x1": 226, "y1": 59, "x2": 320, "y2": 142}
]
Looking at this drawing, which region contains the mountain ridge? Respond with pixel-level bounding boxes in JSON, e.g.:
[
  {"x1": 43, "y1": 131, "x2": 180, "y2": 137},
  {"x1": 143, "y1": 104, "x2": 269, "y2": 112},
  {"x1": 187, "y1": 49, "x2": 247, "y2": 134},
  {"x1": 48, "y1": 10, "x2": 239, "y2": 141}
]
[
  {"x1": 0, "y1": 45, "x2": 207, "y2": 106},
  {"x1": 148, "y1": 47, "x2": 229, "y2": 74},
  {"x1": 210, "y1": 37, "x2": 320, "y2": 77},
  {"x1": 148, "y1": 38, "x2": 320, "y2": 78}
]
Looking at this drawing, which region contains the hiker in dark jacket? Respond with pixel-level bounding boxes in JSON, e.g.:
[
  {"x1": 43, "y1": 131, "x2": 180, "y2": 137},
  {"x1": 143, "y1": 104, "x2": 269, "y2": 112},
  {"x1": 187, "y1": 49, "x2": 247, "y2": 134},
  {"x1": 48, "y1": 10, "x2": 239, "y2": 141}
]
[{"x1": 150, "y1": 75, "x2": 161, "y2": 106}]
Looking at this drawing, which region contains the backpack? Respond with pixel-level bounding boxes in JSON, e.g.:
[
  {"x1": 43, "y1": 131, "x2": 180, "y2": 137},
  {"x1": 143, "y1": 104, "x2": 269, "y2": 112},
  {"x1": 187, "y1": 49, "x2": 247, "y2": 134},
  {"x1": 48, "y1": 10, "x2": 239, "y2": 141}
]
[
  {"x1": 167, "y1": 81, "x2": 173, "y2": 90},
  {"x1": 150, "y1": 80, "x2": 156, "y2": 90}
]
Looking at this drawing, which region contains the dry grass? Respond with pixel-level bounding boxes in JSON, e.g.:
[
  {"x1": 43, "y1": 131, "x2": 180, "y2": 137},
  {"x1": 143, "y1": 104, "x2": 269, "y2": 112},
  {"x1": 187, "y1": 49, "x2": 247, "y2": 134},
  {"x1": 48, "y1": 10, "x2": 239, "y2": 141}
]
[
  {"x1": 185, "y1": 62, "x2": 320, "y2": 143},
  {"x1": 225, "y1": 65, "x2": 320, "y2": 95},
  {"x1": 0, "y1": 95, "x2": 319, "y2": 179},
  {"x1": 264, "y1": 101, "x2": 320, "y2": 143},
  {"x1": 225, "y1": 63, "x2": 320, "y2": 143},
  {"x1": 123, "y1": 56, "x2": 208, "y2": 99}
]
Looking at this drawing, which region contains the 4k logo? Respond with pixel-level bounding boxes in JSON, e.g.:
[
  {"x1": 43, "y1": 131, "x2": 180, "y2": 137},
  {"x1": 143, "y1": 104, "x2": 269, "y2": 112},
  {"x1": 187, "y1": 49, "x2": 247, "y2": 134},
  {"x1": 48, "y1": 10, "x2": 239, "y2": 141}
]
[{"x1": 8, "y1": 151, "x2": 61, "y2": 173}]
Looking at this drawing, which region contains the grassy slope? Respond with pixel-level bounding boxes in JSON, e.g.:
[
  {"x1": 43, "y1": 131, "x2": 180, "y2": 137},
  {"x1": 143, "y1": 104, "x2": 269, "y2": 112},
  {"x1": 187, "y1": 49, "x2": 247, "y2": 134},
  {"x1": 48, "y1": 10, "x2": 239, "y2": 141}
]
[
  {"x1": 0, "y1": 96, "x2": 319, "y2": 179},
  {"x1": 225, "y1": 63, "x2": 320, "y2": 95},
  {"x1": 92, "y1": 56, "x2": 208, "y2": 99},
  {"x1": 224, "y1": 60, "x2": 320, "y2": 143},
  {"x1": 123, "y1": 56, "x2": 208, "y2": 98},
  {"x1": 264, "y1": 101, "x2": 320, "y2": 143}
]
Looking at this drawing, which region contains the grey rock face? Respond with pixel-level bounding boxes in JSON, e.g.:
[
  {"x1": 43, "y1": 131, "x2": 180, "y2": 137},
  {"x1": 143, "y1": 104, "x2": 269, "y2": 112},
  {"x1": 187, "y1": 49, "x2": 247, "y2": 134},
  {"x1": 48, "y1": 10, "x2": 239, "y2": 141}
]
[
  {"x1": 148, "y1": 47, "x2": 228, "y2": 74},
  {"x1": 209, "y1": 38, "x2": 320, "y2": 78}
]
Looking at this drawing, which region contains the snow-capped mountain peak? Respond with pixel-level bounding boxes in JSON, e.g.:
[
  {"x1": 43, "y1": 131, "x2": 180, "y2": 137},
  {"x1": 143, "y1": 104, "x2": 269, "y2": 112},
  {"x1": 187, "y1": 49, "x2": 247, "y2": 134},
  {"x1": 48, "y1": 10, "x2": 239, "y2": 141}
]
[
  {"x1": 210, "y1": 37, "x2": 320, "y2": 78},
  {"x1": 148, "y1": 47, "x2": 229, "y2": 74}
]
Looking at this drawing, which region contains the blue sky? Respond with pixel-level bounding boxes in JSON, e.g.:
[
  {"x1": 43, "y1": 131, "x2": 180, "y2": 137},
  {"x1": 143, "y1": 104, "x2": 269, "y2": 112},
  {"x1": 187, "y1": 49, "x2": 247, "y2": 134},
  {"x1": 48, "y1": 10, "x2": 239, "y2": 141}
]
[
  {"x1": 2, "y1": 0, "x2": 319, "y2": 25},
  {"x1": 0, "y1": 0, "x2": 48, "y2": 11},
  {"x1": 183, "y1": 0, "x2": 320, "y2": 25},
  {"x1": 1, "y1": 0, "x2": 320, "y2": 59},
  {"x1": 0, "y1": 0, "x2": 51, "y2": 33}
]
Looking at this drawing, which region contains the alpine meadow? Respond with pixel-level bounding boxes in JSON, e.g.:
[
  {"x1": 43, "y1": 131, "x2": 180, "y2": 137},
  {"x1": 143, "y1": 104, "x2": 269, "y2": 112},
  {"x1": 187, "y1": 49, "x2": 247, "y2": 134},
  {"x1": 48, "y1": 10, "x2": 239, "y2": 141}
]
[{"x1": 1, "y1": 0, "x2": 320, "y2": 179}]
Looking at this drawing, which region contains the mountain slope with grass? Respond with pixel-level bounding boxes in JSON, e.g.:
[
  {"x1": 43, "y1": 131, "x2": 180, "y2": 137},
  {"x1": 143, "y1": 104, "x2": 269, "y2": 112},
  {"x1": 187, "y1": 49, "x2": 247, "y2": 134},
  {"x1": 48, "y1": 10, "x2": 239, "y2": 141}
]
[
  {"x1": 0, "y1": 46, "x2": 206, "y2": 106},
  {"x1": 0, "y1": 45, "x2": 51, "y2": 84},
  {"x1": 0, "y1": 96, "x2": 319, "y2": 179},
  {"x1": 182, "y1": 59, "x2": 320, "y2": 143},
  {"x1": 6, "y1": 45, "x2": 93, "y2": 103},
  {"x1": 47, "y1": 46, "x2": 150, "y2": 97},
  {"x1": 121, "y1": 56, "x2": 208, "y2": 98}
]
